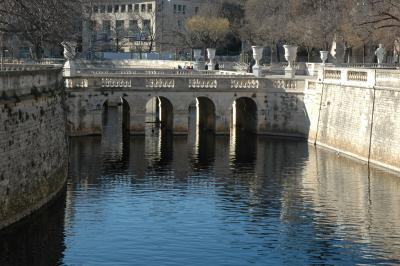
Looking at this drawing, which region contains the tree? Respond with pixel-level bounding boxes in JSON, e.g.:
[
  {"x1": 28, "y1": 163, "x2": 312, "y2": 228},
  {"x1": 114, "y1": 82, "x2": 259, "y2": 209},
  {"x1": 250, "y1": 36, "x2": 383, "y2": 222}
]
[
  {"x1": 0, "y1": 0, "x2": 82, "y2": 60},
  {"x1": 185, "y1": 16, "x2": 230, "y2": 49}
]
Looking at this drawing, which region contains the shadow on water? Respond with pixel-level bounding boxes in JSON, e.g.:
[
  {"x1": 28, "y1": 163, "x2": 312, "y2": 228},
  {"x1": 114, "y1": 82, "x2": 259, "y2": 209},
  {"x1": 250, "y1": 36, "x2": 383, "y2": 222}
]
[
  {"x1": 4, "y1": 100, "x2": 400, "y2": 265},
  {"x1": 0, "y1": 191, "x2": 66, "y2": 266}
]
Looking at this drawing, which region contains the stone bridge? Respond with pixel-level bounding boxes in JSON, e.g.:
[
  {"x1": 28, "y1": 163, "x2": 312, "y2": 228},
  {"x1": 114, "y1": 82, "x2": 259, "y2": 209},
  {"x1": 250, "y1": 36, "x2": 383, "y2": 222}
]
[{"x1": 65, "y1": 71, "x2": 309, "y2": 137}]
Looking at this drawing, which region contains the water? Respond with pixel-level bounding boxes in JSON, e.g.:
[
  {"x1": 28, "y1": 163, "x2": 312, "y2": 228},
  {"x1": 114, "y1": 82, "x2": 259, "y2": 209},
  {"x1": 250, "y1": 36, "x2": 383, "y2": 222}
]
[{"x1": 2, "y1": 107, "x2": 400, "y2": 265}]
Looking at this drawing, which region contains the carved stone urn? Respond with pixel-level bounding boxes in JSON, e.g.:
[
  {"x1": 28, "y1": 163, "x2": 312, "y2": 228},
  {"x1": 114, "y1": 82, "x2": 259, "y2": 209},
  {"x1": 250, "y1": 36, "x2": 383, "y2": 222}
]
[
  {"x1": 252, "y1": 46, "x2": 264, "y2": 77},
  {"x1": 193, "y1": 49, "x2": 203, "y2": 70},
  {"x1": 320, "y1": 50, "x2": 329, "y2": 65},
  {"x1": 61, "y1": 41, "x2": 78, "y2": 77},
  {"x1": 283, "y1": 44, "x2": 298, "y2": 78},
  {"x1": 207, "y1": 48, "x2": 216, "y2": 70}
]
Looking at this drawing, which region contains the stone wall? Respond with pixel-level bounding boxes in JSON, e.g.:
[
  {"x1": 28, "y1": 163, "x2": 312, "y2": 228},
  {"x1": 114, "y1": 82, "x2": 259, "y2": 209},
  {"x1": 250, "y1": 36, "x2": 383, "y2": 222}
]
[
  {"x1": 0, "y1": 69, "x2": 68, "y2": 230},
  {"x1": 305, "y1": 68, "x2": 400, "y2": 173},
  {"x1": 65, "y1": 76, "x2": 309, "y2": 138}
]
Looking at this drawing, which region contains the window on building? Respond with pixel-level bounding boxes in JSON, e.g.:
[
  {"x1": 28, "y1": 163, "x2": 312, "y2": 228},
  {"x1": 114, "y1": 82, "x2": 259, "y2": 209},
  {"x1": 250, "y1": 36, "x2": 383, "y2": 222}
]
[
  {"x1": 116, "y1": 20, "x2": 125, "y2": 29},
  {"x1": 107, "y1": 5, "x2": 112, "y2": 13},
  {"x1": 102, "y1": 20, "x2": 111, "y2": 41},
  {"x1": 102, "y1": 20, "x2": 111, "y2": 32},
  {"x1": 178, "y1": 5, "x2": 182, "y2": 13},
  {"x1": 121, "y1": 5, "x2": 126, "y2": 12},
  {"x1": 148, "y1": 4, "x2": 152, "y2": 12},
  {"x1": 177, "y1": 20, "x2": 181, "y2": 28},
  {"x1": 182, "y1": 5, "x2": 186, "y2": 14},
  {"x1": 142, "y1": 19, "x2": 151, "y2": 33},
  {"x1": 134, "y1": 4, "x2": 139, "y2": 12},
  {"x1": 195, "y1": 7, "x2": 199, "y2": 14},
  {"x1": 141, "y1": 4, "x2": 146, "y2": 12},
  {"x1": 129, "y1": 20, "x2": 139, "y2": 34},
  {"x1": 100, "y1": 5, "x2": 106, "y2": 13},
  {"x1": 128, "y1": 4, "x2": 132, "y2": 12},
  {"x1": 173, "y1": 4, "x2": 177, "y2": 13},
  {"x1": 114, "y1": 5, "x2": 119, "y2": 12},
  {"x1": 93, "y1": 5, "x2": 99, "y2": 13}
]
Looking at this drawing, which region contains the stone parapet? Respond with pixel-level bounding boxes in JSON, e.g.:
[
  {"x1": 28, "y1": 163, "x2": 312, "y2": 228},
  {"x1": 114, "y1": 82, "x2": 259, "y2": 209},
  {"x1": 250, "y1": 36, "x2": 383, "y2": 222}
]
[{"x1": 0, "y1": 68, "x2": 67, "y2": 231}]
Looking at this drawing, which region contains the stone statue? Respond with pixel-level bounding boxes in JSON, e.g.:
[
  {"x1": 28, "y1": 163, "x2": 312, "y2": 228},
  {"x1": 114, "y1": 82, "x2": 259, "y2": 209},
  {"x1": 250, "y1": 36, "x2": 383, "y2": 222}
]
[
  {"x1": 61, "y1": 41, "x2": 77, "y2": 61},
  {"x1": 375, "y1": 43, "x2": 386, "y2": 65},
  {"x1": 394, "y1": 38, "x2": 400, "y2": 63},
  {"x1": 61, "y1": 41, "x2": 77, "y2": 77}
]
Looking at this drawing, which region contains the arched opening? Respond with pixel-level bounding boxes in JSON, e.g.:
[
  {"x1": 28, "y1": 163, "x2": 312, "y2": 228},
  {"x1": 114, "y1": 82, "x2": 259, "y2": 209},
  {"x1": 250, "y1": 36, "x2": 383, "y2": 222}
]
[
  {"x1": 145, "y1": 96, "x2": 173, "y2": 133},
  {"x1": 197, "y1": 97, "x2": 216, "y2": 133},
  {"x1": 232, "y1": 97, "x2": 258, "y2": 134},
  {"x1": 188, "y1": 97, "x2": 216, "y2": 134},
  {"x1": 102, "y1": 97, "x2": 131, "y2": 135},
  {"x1": 101, "y1": 98, "x2": 131, "y2": 157}
]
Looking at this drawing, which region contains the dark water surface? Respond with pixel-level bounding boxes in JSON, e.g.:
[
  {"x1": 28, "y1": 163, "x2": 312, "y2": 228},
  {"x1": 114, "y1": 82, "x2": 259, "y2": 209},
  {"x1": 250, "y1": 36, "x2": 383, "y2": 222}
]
[{"x1": 2, "y1": 107, "x2": 400, "y2": 265}]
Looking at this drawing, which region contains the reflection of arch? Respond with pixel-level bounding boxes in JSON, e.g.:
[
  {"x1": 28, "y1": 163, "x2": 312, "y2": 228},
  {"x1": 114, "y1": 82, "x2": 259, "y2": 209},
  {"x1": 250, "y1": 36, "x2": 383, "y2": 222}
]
[
  {"x1": 121, "y1": 98, "x2": 130, "y2": 132},
  {"x1": 232, "y1": 97, "x2": 258, "y2": 133},
  {"x1": 102, "y1": 97, "x2": 131, "y2": 134},
  {"x1": 146, "y1": 96, "x2": 173, "y2": 131},
  {"x1": 196, "y1": 97, "x2": 216, "y2": 133}
]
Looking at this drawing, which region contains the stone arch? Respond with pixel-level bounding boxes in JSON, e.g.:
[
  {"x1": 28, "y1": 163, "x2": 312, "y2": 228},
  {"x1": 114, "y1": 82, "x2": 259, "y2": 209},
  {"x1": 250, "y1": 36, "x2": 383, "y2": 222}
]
[
  {"x1": 190, "y1": 96, "x2": 216, "y2": 133},
  {"x1": 146, "y1": 96, "x2": 173, "y2": 131},
  {"x1": 232, "y1": 97, "x2": 258, "y2": 133},
  {"x1": 102, "y1": 96, "x2": 131, "y2": 135}
]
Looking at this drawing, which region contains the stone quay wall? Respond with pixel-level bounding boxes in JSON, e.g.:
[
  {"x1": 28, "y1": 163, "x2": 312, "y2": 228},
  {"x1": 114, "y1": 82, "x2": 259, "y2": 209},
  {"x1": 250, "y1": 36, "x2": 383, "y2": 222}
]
[
  {"x1": 0, "y1": 68, "x2": 68, "y2": 231},
  {"x1": 304, "y1": 68, "x2": 400, "y2": 173}
]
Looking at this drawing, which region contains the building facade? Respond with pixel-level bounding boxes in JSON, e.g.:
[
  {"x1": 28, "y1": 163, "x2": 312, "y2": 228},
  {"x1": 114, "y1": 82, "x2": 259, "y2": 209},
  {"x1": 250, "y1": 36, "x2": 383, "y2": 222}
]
[{"x1": 82, "y1": 0, "x2": 208, "y2": 56}]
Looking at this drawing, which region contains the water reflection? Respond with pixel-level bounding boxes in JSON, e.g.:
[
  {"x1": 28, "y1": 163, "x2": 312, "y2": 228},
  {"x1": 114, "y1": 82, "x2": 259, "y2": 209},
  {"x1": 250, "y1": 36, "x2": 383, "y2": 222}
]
[
  {"x1": 1, "y1": 109, "x2": 400, "y2": 265},
  {"x1": 0, "y1": 192, "x2": 66, "y2": 266}
]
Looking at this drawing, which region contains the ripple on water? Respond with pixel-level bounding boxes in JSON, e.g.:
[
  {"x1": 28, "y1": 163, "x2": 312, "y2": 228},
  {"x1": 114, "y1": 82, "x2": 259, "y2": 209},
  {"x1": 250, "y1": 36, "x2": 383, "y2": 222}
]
[{"x1": 1, "y1": 108, "x2": 400, "y2": 265}]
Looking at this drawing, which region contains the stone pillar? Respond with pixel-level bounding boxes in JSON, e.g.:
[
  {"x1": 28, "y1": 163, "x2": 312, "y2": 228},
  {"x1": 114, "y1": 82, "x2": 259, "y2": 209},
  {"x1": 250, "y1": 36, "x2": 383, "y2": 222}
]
[
  {"x1": 215, "y1": 109, "x2": 231, "y2": 135},
  {"x1": 173, "y1": 108, "x2": 188, "y2": 135},
  {"x1": 129, "y1": 107, "x2": 146, "y2": 135}
]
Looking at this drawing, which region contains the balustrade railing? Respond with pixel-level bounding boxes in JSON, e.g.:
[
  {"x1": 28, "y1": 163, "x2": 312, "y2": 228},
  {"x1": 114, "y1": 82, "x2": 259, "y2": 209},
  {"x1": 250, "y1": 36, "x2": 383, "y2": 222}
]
[
  {"x1": 320, "y1": 67, "x2": 400, "y2": 88},
  {"x1": 64, "y1": 75, "x2": 305, "y2": 91},
  {"x1": 0, "y1": 63, "x2": 59, "y2": 72}
]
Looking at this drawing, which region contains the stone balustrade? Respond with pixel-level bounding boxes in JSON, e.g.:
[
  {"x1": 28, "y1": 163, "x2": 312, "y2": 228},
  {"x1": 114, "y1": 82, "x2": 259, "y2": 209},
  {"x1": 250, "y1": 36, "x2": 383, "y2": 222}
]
[
  {"x1": 320, "y1": 67, "x2": 377, "y2": 88},
  {"x1": 64, "y1": 75, "x2": 306, "y2": 92},
  {"x1": 0, "y1": 63, "x2": 59, "y2": 72},
  {"x1": 75, "y1": 67, "x2": 251, "y2": 77}
]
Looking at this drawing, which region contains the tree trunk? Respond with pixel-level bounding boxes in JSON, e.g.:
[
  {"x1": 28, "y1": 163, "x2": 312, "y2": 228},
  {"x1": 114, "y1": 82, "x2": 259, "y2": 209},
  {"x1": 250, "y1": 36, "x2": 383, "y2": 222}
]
[
  {"x1": 33, "y1": 43, "x2": 43, "y2": 61},
  {"x1": 276, "y1": 43, "x2": 280, "y2": 62}
]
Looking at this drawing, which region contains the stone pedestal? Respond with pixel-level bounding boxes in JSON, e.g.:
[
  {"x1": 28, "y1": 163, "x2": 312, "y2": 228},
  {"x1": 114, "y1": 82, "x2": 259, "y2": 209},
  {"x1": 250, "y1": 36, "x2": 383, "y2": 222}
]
[
  {"x1": 63, "y1": 60, "x2": 76, "y2": 77},
  {"x1": 61, "y1": 41, "x2": 78, "y2": 77},
  {"x1": 207, "y1": 48, "x2": 216, "y2": 71},
  {"x1": 193, "y1": 49, "x2": 202, "y2": 71},
  {"x1": 283, "y1": 45, "x2": 298, "y2": 79},
  {"x1": 252, "y1": 46, "x2": 264, "y2": 78}
]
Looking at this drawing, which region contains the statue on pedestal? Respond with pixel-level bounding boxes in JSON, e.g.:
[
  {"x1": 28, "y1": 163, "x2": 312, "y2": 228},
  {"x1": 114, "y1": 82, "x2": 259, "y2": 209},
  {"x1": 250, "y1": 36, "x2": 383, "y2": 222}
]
[
  {"x1": 375, "y1": 43, "x2": 386, "y2": 65},
  {"x1": 61, "y1": 41, "x2": 77, "y2": 77}
]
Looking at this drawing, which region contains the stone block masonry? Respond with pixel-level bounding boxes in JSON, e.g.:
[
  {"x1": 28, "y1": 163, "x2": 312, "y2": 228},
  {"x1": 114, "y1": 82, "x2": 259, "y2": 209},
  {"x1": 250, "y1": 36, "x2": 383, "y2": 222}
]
[
  {"x1": 0, "y1": 69, "x2": 68, "y2": 231},
  {"x1": 305, "y1": 68, "x2": 400, "y2": 173}
]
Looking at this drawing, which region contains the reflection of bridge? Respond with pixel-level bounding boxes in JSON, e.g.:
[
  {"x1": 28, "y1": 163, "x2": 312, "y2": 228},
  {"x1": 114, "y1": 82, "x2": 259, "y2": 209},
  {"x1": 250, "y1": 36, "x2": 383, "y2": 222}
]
[{"x1": 65, "y1": 70, "x2": 310, "y2": 137}]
